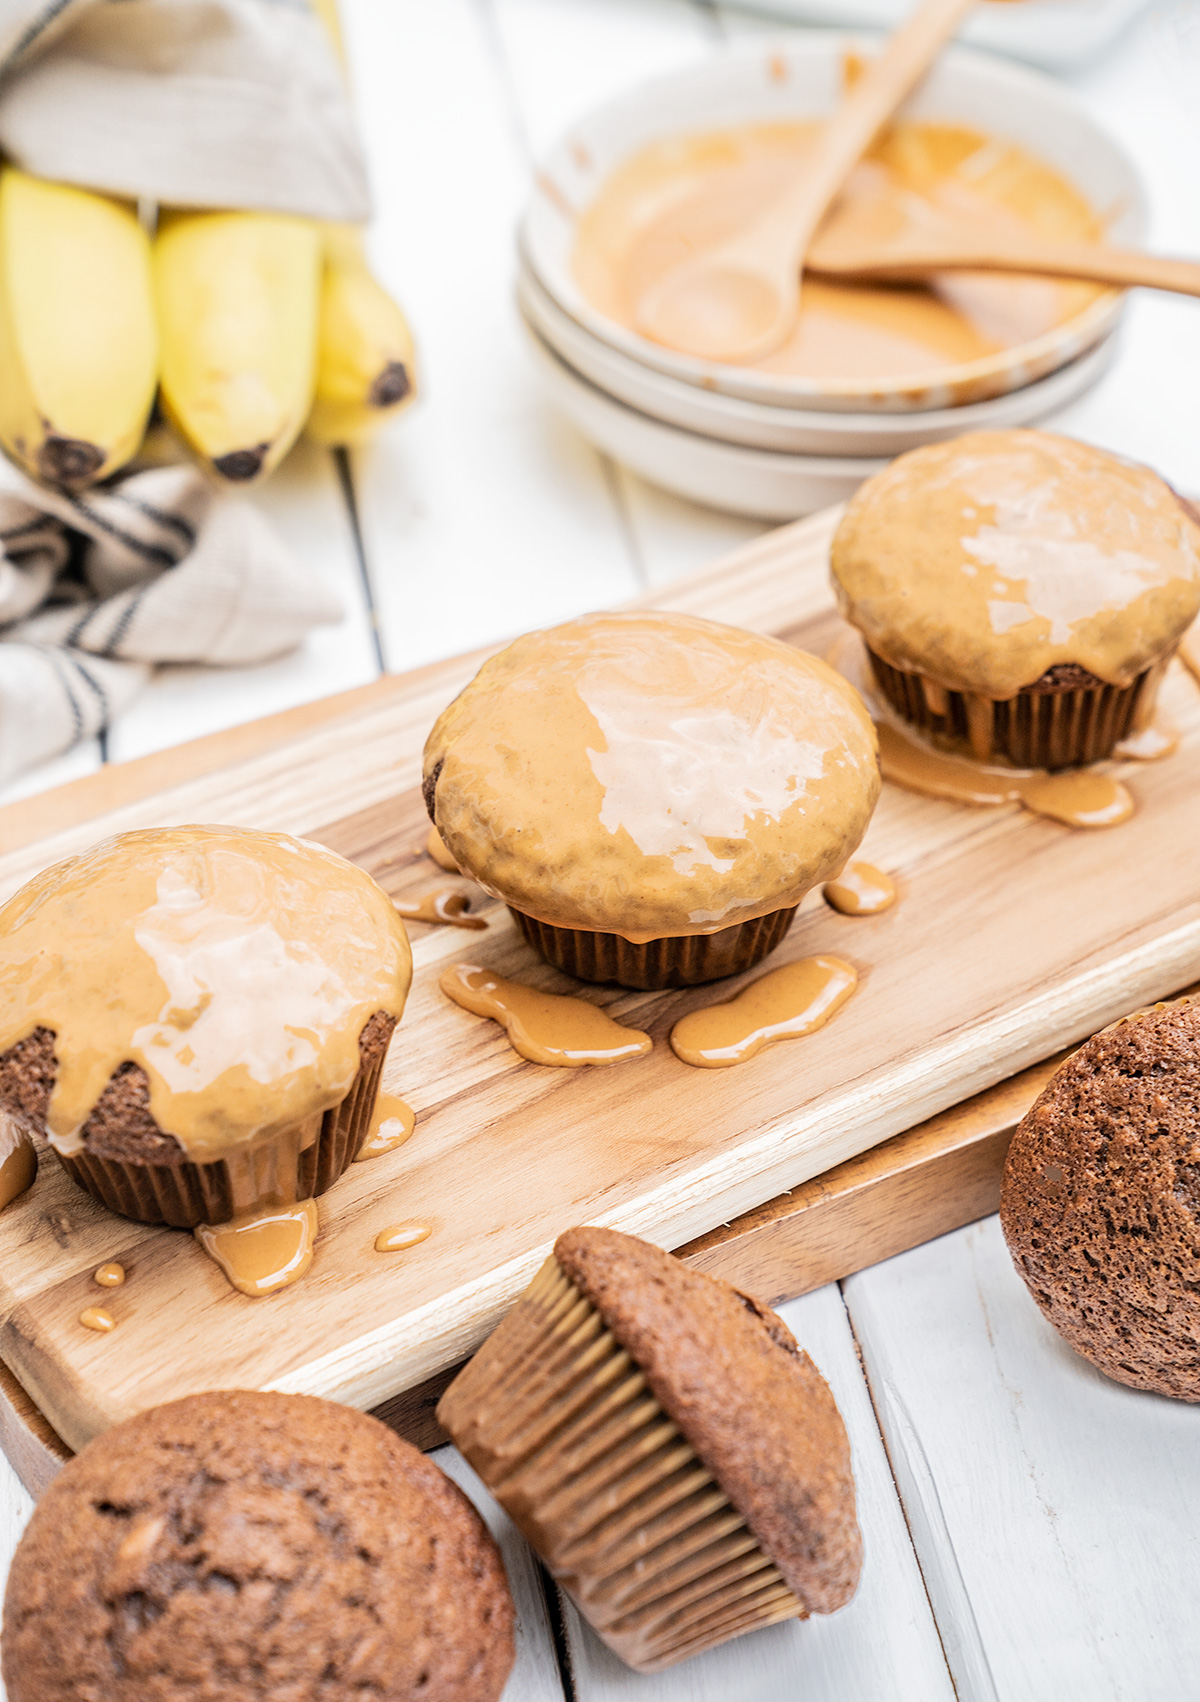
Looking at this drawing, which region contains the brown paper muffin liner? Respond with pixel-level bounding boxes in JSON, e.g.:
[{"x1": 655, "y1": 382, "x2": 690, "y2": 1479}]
[
  {"x1": 866, "y1": 646, "x2": 1172, "y2": 770},
  {"x1": 55, "y1": 1015, "x2": 394, "y2": 1229},
  {"x1": 438, "y1": 1255, "x2": 804, "y2": 1673},
  {"x1": 509, "y1": 906, "x2": 798, "y2": 991}
]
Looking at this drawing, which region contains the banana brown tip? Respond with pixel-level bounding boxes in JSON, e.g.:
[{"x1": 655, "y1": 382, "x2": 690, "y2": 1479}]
[
  {"x1": 369, "y1": 362, "x2": 413, "y2": 409},
  {"x1": 212, "y1": 444, "x2": 269, "y2": 481},
  {"x1": 38, "y1": 435, "x2": 104, "y2": 488}
]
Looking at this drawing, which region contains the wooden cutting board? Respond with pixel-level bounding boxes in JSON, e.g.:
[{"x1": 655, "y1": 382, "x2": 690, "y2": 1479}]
[{"x1": 3, "y1": 505, "x2": 1200, "y2": 1458}]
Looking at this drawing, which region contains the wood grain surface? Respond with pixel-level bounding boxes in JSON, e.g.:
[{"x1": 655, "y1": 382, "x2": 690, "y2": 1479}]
[{"x1": 3, "y1": 506, "x2": 1200, "y2": 1457}]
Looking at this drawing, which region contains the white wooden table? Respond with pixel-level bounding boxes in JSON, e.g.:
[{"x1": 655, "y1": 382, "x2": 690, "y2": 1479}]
[{"x1": 2, "y1": 2, "x2": 1200, "y2": 1696}]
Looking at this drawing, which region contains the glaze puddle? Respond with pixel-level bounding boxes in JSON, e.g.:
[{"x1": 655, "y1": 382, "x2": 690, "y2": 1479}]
[
  {"x1": 0, "y1": 1135, "x2": 35, "y2": 1212},
  {"x1": 823, "y1": 861, "x2": 897, "y2": 916},
  {"x1": 1113, "y1": 722, "x2": 1178, "y2": 762},
  {"x1": 93, "y1": 1262, "x2": 126, "y2": 1288},
  {"x1": 394, "y1": 889, "x2": 487, "y2": 930},
  {"x1": 355, "y1": 1093, "x2": 416, "y2": 1161},
  {"x1": 426, "y1": 826, "x2": 460, "y2": 872},
  {"x1": 195, "y1": 1199, "x2": 319, "y2": 1298},
  {"x1": 374, "y1": 1223, "x2": 432, "y2": 1253},
  {"x1": 670, "y1": 955, "x2": 858, "y2": 1068},
  {"x1": 441, "y1": 963, "x2": 653, "y2": 1066},
  {"x1": 79, "y1": 1306, "x2": 116, "y2": 1333}
]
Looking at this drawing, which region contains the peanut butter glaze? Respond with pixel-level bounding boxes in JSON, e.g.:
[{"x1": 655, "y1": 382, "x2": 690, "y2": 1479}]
[
  {"x1": 832, "y1": 433, "x2": 1200, "y2": 697},
  {"x1": 0, "y1": 827, "x2": 412, "y2": 1164},
  {"x1": 394, "y1": 889, "x2": 487, "y2": 930},
  {"x1": 823, "y1": 862, "x2": 896, "y2": 916},
  {"x1": 670, "y1": 955, "x2": 858, "y2": 1068},
  {"x1": 574, "y1": 121, "x2": 1104, "y2": 382},
  {"x1": 194, "y1": 1198, "x2": 318, "y2": 1298},
  {"x1": 425, "y1": 612, "x2": 879, "y2": 942},
  {"x1": 0, "y1": 1126, "x2": 35, "y2": 1212},
  {"x1": 93, "y1": 1262, "x2": 126, "y2": 1287},
  {"x1": 440, "y1": 963, "x2": 652, "y2": 1067},
  {"x1": 374, "y1": 1223, "x2": 432, "y2": 1253},
  {"x1": 354, "y1": 1093, "x2": 415, "y2": 1160},
  {"x1": 426, "y1": 827, "x2": 460, "y2": 872},
  {"x1": 79, "y1": 1307, "x2": 115, "y2": 1333}
]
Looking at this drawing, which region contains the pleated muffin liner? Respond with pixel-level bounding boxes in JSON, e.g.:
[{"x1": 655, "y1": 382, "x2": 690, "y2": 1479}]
[
  {"x1": 55, "y1": 1016, "x2": 394, "y2": 1229},
  {"x1": 509, "y1": 906, "x2": 798, "y2": 991},
  {"x1": 438, "y1": 1255, "x2": 805, "y2": 1673},
  {"x1": 867, "y1": 646, "x2": 1172, "y2": 770}
]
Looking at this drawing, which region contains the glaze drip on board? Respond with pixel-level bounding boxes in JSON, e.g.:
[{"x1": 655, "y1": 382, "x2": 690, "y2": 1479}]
[
  {"x1": 823, "y1": 862, "x2": 896, "y2": 916},
  {"x1": 0, "y1": 826, "x2": 413, "y2": 1162},
  {"x1": 440, "y1": 963, "x2": 653, "y2": 1067},
  {"x1": 374, "y1": 1223, "x2": 432, "y2": 1253},
  {"x1": 79, "y1": 1307, "x2": 115, "y2": 1333},
  {"x1": 354, "y1": 1093, "x2": 415, "y2": 1160},
  {"x1": 0, "y1": 1131, "x2": 35, "y2": 1212},
  {"x1": 394, "y1": 889, "x2": 487, "y2": 930},
  {"x1": 194, "y1": 1198, "x2": 319, "y2": 1298},
  {"x1": 93, "y1": 1263, "x2": 126, "y2": 1288},
  {"x1": 670, "y1": 954, "x2": 858, "y2": 1068},
  {"x1": 426, "y1": 827, "x2": 460, "y2": 872}
]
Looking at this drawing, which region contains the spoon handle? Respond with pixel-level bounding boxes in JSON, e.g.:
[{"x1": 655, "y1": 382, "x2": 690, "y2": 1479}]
[
  {"x1": 764, "y1": 0, "x2": 980, "y2": 256},
  {"x1": 807, "y1": 235, "x2": 1200, "y2": 299}
]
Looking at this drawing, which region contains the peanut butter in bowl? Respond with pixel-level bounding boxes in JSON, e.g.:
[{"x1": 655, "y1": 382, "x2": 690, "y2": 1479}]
[{"x1": 573, "y1": 117, "x2": 1107, "y2": 395}]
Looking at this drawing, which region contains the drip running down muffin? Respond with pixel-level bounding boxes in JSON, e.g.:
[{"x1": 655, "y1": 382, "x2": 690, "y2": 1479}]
[
  {"x1": 0, "y1": 1390, "x2": 515, "y2": 1702},
  {"x1": 438, "y1": 1226, "x2": 862, "y2": 1671},
  {"x1": 831, "y1": 430, "x2": 1200, "y2": 769},
  {"x1": 423, "y1": 610, "x2": 880, "y2": 989},
  {"x1": 0, "y1": 825, "x2": 412, "y2": 1227}
]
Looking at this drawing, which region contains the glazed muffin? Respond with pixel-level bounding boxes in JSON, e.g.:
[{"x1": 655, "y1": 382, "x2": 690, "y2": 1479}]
[
  {"x1": 423, "y1": 611, "x2": 880, "y2": 989},
  {"x1": 0, "y1": 825, "x2": 412, "y2": 1227},
  {"x1": 831, "y1": 430, "x2": 1200, "y2": 769},
  {"x1": 1001, "y1": 997, "x2": 1200, "y2": 1399},
  {"x1": 438, "y1": 1226, "x2": 862, "y2": 1672},
  {"x1": 1, "y1": 1389, "x2": 515, "y2": 1702}
]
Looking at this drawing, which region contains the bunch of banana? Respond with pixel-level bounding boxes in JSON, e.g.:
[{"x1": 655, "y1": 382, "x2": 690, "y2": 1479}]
[{"x1": 0, "y1": 169, "x2": 157, "y2": 489}]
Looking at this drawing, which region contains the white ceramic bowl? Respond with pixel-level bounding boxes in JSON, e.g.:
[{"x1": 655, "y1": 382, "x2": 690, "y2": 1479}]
[
  {"x1": 523, "y1": 317, "x2": 890, "y2": 519},
  {"x1": 521, "y1": 36, "x2": 1146, "y2": 411},
  {"x1": 518, "y1": 259, "x2": 1119, "y2": 457}
]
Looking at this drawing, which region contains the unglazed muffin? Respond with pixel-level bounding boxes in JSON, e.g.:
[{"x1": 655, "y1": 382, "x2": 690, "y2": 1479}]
[
  {"x1": 1001, "y1": 998, "x2": 1200, "y2": 1399},
  {"x1": 831, "y1": 430, "x2": 1200, "y2": 768},
  {"x1": 0, "y1": 1389, "x2": 515, "y2": 1702},
  {"x1": 0, "y1": 826, "x2": 412, "y2": 1227},
  {"x1": 423, "y1": 611, "x2": 879, "y2": 989},
  {"x1": 438, "y1": 1226, "x2": 862, "y2": 1672}
]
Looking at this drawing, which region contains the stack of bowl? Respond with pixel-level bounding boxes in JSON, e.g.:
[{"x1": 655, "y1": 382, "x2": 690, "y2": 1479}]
[{"x1": 517, "y1": 38, "x2": 1146, "y2": 519}]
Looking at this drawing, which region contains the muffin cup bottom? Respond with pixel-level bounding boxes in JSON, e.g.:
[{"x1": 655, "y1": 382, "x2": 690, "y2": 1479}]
[
  {"x1": 867, "y1": 646, "x2": 1171, "y2": 770},
  {"x1": 438, "y1": 1255, "x2": 804, "y2": 1673},
  {"x1": 55, "y1": 1019, "x2": 393, "y2": 1229},
  {"x1": 509, "y1": 907, "x2": 798, "y2": 991}
]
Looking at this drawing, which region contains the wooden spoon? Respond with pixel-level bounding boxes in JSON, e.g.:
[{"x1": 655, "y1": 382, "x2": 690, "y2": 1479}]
[
  {"x1": 633, "y1": 0, "x2": 978, "y2": 364},
  {"x1": 805, "y1": 226, "x2": 1200, "y2": 299}
]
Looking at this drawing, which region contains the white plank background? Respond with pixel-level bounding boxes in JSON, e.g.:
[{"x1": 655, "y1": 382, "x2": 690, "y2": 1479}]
[{"x1": 3, "y1": 2, "x2": 1200, "y2": 1697}]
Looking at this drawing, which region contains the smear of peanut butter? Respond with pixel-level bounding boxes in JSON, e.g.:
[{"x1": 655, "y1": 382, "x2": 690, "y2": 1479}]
[
  {"x1": 194, "y1": 1198, "x2": 319, "y2": 1299},
  {"x1": 440, "y1": 963, "x2": 652, "y2": 1067},
  {"x1": 823, "y1": 862, "x2": 897, "y2": 916},
  {"x1": 354, "y1": 1093, "x2": 415, "y2": 1160},
  {"x1": 394, "y1": 889, "x2": 487, "y2": 930},
  {"x1": 670, "y1": 955, "x2": 858, "y2": 1068}
]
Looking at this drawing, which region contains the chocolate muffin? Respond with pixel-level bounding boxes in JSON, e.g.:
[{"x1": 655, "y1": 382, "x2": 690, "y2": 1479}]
[
  {"x1": 1001, "y1": 998, "x2": 1200, "y2": 1399},
  {"x1": 438, "y1": 1226, "x2": 862, "y2": 1671},
  {"x1": 423, "y1": 611, "x2": 880, "y2": 989},
  {"x1": 0, "y1": 826, "x2": 412, "y2": 1228},
  {"x1": 831, "y1": 430, "x2": 1200, "y2": 769},
  {"x1": 1, "y1": 1389, "x2": 515, "y2": 1702}
]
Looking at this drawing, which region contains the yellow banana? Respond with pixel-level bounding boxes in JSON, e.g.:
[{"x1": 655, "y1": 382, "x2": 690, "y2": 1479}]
[
  {"x1": 306, "y1": 225, "x2": 417, "y2": 447},
  {"x1": 0, "y1": 169, "x2": 157, "y2": 489},
  {"x1": 154, "y1": 209, "x2": 322, "y2": 482}
]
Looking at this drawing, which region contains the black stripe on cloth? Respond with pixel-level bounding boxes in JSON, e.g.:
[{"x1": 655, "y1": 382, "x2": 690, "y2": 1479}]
[
  {"x1": 99, "y1": 585, "x2": 151, "y2": 658},
  {"x1": 38, "y1": 645, "x2": 84, "y2": 741},
  {"x1": 0, "y1": 516, "x2": 58, "y2": 543},
  {"x1": 0, "y1": 0, "x2": 77, "y2": 75},
  {"x1": 112, "y1": 495, "x2": 197, "y2": 548},
  {"x1": 64, "y1": 652, "x2": 111, "y2": 730},
  {"x1": 64, "y1": 602, "x2": 101, "y2": 648},
  {"x1": 66, "y1": 498, "x2": 179, "y2": 569}
]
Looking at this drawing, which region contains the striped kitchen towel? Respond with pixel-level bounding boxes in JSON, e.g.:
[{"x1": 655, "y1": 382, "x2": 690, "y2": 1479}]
[{"x1": 0, "y1": 457, "x2": 341, "y2": 784}]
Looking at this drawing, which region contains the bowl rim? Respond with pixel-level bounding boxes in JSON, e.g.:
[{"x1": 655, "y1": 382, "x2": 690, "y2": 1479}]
[{"x1": 522, "y1": 34, "x2": 1147, "y2": 411}]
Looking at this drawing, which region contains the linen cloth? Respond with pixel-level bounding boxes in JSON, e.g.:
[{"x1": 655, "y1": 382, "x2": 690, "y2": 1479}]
[
  {"x1": 0, "y1": 0, "x2": 369, "y2": 220},
  {"x1": 0, "y1": 457, "x2": 342, "y2": 784}
]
